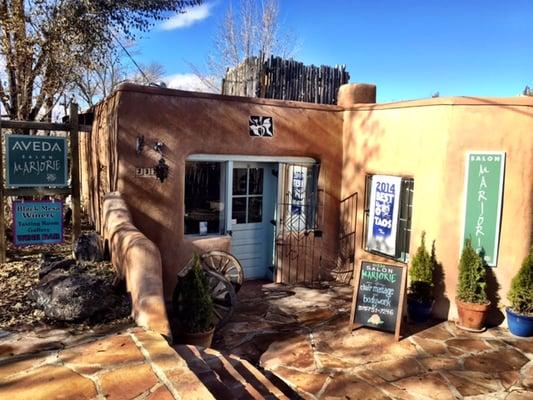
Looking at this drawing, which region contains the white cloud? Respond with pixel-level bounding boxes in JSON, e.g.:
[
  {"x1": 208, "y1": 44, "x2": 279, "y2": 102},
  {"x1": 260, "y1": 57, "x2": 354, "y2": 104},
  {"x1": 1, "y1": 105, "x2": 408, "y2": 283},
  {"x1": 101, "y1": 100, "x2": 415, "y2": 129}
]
[
  {"x1": 165, "y1": 73, "x2": 218, "y2": 93},
  {"x1": 161, "y1": 3, "x2": 213, "y2": 30}
]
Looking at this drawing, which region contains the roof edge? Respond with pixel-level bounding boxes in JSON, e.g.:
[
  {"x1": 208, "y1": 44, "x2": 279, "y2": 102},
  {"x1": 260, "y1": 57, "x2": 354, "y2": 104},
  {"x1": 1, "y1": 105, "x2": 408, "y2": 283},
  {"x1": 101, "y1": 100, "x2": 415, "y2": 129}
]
[
  {"x1": 344, "y1": 95, "x2": 533, "y2": 111},
  {"x1": 112, "y1": 82, "x2": 343, "y2": 112}
]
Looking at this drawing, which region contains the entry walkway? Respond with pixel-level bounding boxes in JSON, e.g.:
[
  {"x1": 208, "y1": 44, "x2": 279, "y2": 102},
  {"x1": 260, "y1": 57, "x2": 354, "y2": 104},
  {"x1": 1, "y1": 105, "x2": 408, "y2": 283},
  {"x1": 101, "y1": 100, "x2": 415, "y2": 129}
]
[{"x1": 215, "y1": 281, "x2": 533, "y2": 399}]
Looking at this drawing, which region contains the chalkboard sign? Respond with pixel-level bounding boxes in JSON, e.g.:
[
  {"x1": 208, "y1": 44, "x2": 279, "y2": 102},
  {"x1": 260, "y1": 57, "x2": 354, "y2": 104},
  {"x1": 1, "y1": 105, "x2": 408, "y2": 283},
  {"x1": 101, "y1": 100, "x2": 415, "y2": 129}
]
[{"x1": 349, "y1": 261, "x2": 406, "y2": 340}]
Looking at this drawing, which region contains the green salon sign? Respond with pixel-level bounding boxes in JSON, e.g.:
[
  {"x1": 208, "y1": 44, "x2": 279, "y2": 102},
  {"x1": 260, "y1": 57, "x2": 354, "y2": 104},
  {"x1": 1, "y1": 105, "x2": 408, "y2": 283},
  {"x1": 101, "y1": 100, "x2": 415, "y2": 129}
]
[
  {"x1": 461, "y1": 151, "x2": 505, "y2": 266},
  {"x1": 5, "y1": 134, "x2": 68, "y2": 187}
]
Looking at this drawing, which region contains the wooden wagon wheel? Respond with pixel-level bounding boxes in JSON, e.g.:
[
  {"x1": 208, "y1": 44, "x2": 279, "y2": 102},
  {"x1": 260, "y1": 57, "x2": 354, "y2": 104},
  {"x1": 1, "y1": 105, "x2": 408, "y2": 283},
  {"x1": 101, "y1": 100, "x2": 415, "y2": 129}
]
[
  {"x1": 204, "y1": 269, "x2": 237, "y2": 328},
  {"x1": 173, "y1": 268, "x2": 237, "y2": 329},
  {"x1": 201, "y1": 250, "x2": 244, "y2": 293}
]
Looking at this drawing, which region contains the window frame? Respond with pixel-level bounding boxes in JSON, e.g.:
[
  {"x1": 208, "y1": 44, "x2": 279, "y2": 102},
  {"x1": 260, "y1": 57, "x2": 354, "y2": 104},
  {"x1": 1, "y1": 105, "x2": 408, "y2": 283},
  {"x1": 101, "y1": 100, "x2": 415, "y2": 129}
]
[
  {"x1": 362, "y1": 174, "x2": 414, "y2": 263},
  {"x1": 184, "y1": 160, "x2": 227, "y2": 237},
  {"x1": 184, "y1": 154, "x2": 319, "y2": 238}
]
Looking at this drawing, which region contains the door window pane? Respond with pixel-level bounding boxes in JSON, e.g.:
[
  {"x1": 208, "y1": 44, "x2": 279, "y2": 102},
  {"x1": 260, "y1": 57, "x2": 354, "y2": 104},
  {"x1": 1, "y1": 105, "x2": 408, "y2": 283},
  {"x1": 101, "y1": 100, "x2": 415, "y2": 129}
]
[
  {"x1": 248, "y1": 197, "x2": 263, "y2": 223},
  {"x1": 185, "y1": 162, "x2": 225, "y2": 235},
  {"x1": 233, "y1": 168, "x2": 247, "y2": 195},
  {"x1": 248, "y1": 168, "x2": 264, "y2": 195},
  {"x1": 232, "y1": 197, "x2": 247, "y2": 224}
]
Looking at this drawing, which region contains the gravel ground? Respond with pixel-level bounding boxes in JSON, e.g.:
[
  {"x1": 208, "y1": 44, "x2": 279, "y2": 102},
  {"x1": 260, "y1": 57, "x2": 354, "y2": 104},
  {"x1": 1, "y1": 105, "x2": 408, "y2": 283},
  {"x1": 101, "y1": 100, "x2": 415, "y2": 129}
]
[{"x1": 0, "y1": 228, "x2": 132, "y2": 332}]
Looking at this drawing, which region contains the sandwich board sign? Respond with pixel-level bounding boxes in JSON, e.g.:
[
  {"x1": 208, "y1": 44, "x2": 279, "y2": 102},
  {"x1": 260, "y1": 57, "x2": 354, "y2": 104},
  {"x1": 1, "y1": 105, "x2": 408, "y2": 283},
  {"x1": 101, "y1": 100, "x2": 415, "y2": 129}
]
[
  {"x1": 349, "y1": 260, "x2": 407, "y2": 341},
  {"x1": 5, "y1": 134, "x2": 68, "y2": 187},
  {"x1": 12, "y1": 200, "x2": 64, "y2": 246},
  {"x1": 461, "y1": 151, "x2": 505, "y2": 266}
]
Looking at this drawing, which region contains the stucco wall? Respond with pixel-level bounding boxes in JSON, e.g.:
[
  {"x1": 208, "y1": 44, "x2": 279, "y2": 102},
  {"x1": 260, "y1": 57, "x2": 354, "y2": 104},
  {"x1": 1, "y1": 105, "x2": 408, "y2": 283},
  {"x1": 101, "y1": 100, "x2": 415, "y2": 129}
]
[
  {"x1": 342, "y1": 97, "x2": 533, "y2": 324},
  {"x1": 89, "y1": 84, "x2": 344, "y2": 298}
]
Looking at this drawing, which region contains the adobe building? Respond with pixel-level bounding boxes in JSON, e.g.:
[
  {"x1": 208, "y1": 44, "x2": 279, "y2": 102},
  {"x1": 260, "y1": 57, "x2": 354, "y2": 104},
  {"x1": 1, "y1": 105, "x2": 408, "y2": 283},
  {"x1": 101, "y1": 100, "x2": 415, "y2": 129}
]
[{"x1": 82, "y1": 82, "x2": 533, "y2": 324}]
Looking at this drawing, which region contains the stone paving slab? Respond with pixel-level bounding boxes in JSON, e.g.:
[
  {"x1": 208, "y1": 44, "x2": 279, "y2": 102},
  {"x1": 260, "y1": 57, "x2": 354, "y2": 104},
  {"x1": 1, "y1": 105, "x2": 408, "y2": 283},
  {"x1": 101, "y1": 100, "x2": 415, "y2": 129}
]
[
  {"x1": 214, "y1": 281, "x2": 533, "y2": 400},
  {"x1": 0, "y1": 325, "x2": 300, "y2": 399}
]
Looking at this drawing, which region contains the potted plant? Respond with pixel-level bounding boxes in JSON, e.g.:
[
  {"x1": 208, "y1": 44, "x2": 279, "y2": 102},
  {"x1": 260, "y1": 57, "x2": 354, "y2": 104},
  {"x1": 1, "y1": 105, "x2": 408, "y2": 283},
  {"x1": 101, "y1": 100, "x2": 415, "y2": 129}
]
[
  {"x1": 506, "y1": 248, "x2": 533, "y2": 337},
  {"x1": 456, "y1": 239, "x2": 490, "y2": 331},
  {"x1": 176, "y1": 254, "x2": 215, "y2": 347},
  {"x1": 407, "y1": 232, "x2": 435, "y2": 322}
]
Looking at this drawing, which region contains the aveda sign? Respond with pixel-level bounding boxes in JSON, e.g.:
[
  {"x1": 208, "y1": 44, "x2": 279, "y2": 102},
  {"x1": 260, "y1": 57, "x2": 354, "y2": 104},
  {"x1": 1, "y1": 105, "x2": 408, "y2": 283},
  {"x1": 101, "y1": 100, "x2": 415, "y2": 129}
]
[{"x1": 6, "y1": 134, "x2": 67, "y2": 187}]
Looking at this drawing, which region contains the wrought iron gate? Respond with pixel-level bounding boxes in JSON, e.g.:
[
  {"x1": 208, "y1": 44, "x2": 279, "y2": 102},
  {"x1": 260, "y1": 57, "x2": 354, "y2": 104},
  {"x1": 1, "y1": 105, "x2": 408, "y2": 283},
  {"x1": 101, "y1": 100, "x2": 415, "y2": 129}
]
[{"x1": 273, "y1": 162, "x2": 358, "y2": 284}]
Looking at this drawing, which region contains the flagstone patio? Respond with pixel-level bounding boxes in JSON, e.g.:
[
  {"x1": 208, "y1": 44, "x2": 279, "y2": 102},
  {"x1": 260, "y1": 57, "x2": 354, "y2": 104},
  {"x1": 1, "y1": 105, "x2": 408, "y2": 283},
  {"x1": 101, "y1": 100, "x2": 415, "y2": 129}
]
[
  {"x1": 214, "y1": 281, "x2": 533, "y2": 399},
  {"x1": 0, "y1": 280, "x2": 532, "y2": 399}
]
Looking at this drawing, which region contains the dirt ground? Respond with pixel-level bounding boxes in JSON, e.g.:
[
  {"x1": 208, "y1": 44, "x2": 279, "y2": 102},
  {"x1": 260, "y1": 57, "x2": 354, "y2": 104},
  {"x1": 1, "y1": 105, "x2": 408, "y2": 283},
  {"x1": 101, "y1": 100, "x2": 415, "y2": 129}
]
[{"x1": 0, "y1": 225, "x2": 132, "y2": 333}]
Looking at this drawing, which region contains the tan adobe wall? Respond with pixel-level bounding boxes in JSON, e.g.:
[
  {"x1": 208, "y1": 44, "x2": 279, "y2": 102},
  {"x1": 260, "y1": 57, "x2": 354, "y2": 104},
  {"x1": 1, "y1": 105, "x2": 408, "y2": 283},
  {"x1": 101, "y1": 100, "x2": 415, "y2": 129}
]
[
  {"x1": 342, "y1": 96, "x2": 533, "y2": 324},
  {"x1": 84, "y1": 84, "x2": 345, "y2": 299}
]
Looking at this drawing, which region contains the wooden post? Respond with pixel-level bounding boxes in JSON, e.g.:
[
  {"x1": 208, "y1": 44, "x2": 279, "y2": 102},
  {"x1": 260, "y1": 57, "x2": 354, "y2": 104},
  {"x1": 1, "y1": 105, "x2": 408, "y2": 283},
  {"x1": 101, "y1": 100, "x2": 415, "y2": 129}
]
[
  {"x1": 0, "y1": 119, "x2": 5, "y2": 263},
  {"x1": 70, "y1": 102, "x2": 81, "y2": 244}
]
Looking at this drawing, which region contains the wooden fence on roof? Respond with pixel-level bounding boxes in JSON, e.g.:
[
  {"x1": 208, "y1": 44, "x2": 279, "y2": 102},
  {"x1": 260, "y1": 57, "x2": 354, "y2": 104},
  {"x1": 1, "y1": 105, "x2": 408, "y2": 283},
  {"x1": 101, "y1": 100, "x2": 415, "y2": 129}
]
[{"x1": 221, "y1": 55, "x2": 350, "y2": 105}]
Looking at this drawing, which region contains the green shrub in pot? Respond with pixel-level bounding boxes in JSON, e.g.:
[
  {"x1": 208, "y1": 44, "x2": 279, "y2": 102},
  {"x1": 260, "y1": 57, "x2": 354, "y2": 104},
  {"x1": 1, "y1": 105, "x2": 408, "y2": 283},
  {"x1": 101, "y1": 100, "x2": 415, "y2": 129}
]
[
  {"x1": 506, "y1": 248, "x2": 533, "y2": 337},
  {"x1": 456, "y1": 239, "x2": 490, "y2": 331},
  {"x1": 407, "y1": 232, "x2": 435, "y2": 322},
  {"x1": 177, "y1": 254, "x2": 215, "y2": 346}
]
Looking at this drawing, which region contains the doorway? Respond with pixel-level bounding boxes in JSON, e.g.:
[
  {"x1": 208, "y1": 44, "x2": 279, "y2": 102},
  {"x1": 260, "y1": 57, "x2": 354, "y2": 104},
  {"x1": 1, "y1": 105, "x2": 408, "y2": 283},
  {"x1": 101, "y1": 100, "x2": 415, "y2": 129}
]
[{"x1": 229, "y1": 162, "x2": 277, "y2": 280}]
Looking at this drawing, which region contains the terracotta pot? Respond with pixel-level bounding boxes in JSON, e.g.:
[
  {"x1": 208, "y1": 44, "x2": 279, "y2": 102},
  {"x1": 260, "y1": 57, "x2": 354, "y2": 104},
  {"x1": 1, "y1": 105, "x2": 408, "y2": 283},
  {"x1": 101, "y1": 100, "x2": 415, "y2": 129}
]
[
  {"x1": 180, "y1": 326, "x2": 215, "y2": 348},
  {"x1": 456, "y1": 298, "x2": 491, "y2": 331}
]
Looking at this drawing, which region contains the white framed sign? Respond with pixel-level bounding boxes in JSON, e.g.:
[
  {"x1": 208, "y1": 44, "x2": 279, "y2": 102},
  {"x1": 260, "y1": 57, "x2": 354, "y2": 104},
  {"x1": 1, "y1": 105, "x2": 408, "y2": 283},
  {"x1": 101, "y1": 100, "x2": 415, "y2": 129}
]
[
  {"x1": 366, "y1": 175, "x2": 402, "y2": 257},
  {"x1": 460, "y1": 151, "x2": 505, "y2": 266}
]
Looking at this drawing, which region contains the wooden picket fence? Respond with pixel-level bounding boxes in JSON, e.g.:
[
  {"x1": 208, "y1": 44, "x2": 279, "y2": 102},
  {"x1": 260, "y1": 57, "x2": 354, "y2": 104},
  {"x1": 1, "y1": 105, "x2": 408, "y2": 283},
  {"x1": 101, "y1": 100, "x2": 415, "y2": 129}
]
[{"x1": 221, "y1": 55, "x2": 350, "y2": 105}]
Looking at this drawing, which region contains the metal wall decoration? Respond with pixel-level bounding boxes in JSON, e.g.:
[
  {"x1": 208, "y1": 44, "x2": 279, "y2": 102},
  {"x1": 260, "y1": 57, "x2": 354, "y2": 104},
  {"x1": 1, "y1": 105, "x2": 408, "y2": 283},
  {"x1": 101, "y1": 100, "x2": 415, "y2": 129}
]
[
  {"x1": 154, "y1": 158, "x2": 169, "y2": 183},
  {"x1": 249, "y1": 116, "x2": 274, "y2": 137},
  {"x1": 136, "y1": 135, "x2": 145, "y2": 155}
]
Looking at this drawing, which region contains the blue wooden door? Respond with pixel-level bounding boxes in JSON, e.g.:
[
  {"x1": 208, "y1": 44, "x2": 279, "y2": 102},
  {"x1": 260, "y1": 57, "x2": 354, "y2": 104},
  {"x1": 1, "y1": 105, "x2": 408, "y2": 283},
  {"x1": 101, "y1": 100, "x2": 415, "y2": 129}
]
[{"x1": 230, "y1": 163, "x2": 277, "y2": 280}]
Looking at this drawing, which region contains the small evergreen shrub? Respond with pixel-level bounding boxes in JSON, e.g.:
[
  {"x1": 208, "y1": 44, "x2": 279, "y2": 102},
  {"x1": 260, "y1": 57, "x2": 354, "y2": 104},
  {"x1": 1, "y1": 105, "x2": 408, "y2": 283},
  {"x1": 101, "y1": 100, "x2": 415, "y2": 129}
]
[
  {"x1": 408, "y1": 232, "x2": 435, "y2": 302},
  {"x1": 507, "y1": 248, "x2": 533, "y2": 315},
  {"x1": 457, "y1": 239, "x2": 488, "y2": 304},
  {"x1": 177, "y1": 254, "x2": 214, "y2": 333}
]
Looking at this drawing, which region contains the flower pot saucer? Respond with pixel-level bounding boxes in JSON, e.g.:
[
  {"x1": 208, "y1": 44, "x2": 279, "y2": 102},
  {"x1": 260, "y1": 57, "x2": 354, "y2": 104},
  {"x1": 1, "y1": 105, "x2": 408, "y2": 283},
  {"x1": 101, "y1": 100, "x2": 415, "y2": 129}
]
[{"x1": 455, "y1": 320, "x2": 486, "y2": 333}]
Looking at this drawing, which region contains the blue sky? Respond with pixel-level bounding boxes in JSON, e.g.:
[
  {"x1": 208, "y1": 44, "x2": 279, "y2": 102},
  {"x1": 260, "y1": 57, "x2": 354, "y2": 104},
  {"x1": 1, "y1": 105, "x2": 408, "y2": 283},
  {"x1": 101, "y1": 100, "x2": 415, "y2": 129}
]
[{"x1": 135, "y1": 0, "x2": 533, "y2": 103}]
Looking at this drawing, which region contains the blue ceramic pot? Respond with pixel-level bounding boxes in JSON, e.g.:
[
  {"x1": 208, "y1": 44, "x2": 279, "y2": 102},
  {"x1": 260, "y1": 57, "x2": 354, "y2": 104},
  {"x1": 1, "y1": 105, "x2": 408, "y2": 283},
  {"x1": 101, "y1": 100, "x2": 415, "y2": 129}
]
[
  {"x1": 407, "y1": 296, "x2": 434, "y2": 323},
  {"x1": 506, "y1": 307, "x2": 533, "y2": 337}
]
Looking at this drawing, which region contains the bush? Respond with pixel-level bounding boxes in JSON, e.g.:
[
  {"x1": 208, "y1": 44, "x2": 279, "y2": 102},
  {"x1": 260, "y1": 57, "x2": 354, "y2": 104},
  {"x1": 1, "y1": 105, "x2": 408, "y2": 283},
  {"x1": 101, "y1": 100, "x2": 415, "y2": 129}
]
[
  {"x1": 408, "y1": 232, "x2": 435, "y2": 302},
  {"x1": 507, "y1": 248, "x2": 533, "y2": 315},
  {"x1": 177, "y1": 254, "x2": 214, "y2": 333},
  {"x1": 457, "y1": 239, "x2": 488, "y2": 304}
]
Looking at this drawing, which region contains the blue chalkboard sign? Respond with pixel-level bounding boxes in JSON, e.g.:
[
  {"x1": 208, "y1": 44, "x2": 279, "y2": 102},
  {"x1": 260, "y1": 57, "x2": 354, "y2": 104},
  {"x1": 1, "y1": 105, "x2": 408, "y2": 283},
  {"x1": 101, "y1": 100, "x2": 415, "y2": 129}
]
[
  {"x1": 5, "y1": 134, "x2": 68, "y2": 187},
  {"x1": 12, "y1": 200, "x2": 64, "y2": 246},
  {"x1": 349, "y1": 260, "x2": 407, "y2": 341}
]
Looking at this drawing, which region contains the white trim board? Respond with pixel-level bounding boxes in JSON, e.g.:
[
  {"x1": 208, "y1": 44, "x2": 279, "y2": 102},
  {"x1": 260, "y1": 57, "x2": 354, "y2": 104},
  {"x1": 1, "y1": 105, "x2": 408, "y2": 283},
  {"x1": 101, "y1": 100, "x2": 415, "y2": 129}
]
[{"x1": 187, "y1": 154, "x2": 317, "y2": 164}]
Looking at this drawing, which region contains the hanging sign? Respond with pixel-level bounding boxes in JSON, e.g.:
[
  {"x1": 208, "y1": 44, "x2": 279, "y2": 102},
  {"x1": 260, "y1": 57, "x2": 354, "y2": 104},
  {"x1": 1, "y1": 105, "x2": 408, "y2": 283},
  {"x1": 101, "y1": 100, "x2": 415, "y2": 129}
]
[
  {"x1": 6, "y1": 134, "x2": 68, "y2": 187},
  {"x1": 461, "y1": 151, "x2": 505, "y2": 266},
  {"x1": 349, "y1": 260, "x2": 406, "y2": 341},
  {"x1": 12, "y1": 200, "x2": 64, "y2": 246},
  {"x1": 366, "y1": 175, "x2": 402, "y2": 257}
]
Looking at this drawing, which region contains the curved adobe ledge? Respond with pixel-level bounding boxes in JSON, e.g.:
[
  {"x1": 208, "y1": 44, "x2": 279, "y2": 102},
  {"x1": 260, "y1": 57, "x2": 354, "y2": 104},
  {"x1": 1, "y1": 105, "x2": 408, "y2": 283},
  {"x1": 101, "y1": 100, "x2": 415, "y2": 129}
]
[{"x1": 103, "y1": 192, "x2": 172, "y2": 341}]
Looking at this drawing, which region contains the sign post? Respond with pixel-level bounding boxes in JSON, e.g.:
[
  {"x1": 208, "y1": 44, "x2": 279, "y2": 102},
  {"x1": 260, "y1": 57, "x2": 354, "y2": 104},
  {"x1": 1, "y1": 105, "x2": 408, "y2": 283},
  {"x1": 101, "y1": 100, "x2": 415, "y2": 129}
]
[
  {"x1": 461, "y1": 152, "x2": 505, "y2": 266},
  {"x1": 349, "y1": 260, "x2": 407, "y2": 341},
  {"x1": 0, "y1": 103, "x2": 90, "y2": 261}
]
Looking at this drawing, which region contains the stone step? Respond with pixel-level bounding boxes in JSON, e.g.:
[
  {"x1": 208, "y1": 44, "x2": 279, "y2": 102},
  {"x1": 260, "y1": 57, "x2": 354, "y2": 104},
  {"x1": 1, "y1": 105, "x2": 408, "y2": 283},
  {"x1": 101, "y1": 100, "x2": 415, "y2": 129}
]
[
  {"x1": 174, "y1": 345, "x2": 236, "y2": 400},
  {"x1": 174, "y1": 344, "x2": 302, "y2": 399}
]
